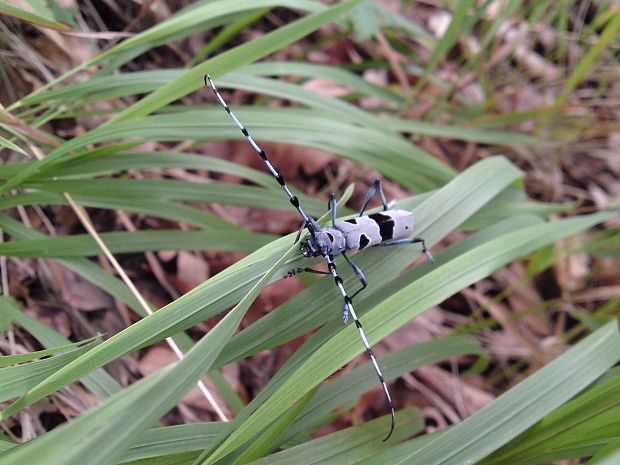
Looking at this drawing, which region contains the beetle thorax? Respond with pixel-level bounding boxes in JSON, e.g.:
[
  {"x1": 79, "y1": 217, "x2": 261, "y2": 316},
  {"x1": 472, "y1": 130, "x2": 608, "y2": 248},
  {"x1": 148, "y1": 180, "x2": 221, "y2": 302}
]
[{"x1": 300, "y1": 228, "x2": 346, "y2": 257}]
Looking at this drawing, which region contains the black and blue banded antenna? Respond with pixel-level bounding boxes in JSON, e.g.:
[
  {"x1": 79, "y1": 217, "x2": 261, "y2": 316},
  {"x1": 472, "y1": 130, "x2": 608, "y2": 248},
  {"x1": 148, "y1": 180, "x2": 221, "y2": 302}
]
[{"x1": 205, "y1": 74, "x2": 433, "y2": 440}]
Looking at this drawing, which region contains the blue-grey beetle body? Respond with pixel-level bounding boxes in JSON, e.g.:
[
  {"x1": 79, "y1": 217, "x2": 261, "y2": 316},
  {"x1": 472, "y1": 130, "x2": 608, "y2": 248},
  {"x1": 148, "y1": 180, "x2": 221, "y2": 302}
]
[{"x1": 300, "y1": 209, "x2": 413, "y2": 257}]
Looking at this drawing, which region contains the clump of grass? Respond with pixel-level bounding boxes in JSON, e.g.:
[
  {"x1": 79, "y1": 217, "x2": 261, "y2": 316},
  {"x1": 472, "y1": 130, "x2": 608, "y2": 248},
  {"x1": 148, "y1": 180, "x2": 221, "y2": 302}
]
[{"x1": 0, "y1": 2, "x2": 618, "y2": 465}]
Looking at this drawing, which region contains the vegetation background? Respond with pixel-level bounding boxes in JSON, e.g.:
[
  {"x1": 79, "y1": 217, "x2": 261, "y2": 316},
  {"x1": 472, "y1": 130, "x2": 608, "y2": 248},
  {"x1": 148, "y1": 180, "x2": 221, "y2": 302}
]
[{"x1": 0, "y1": 1, "x2": 619, "y2": 464}]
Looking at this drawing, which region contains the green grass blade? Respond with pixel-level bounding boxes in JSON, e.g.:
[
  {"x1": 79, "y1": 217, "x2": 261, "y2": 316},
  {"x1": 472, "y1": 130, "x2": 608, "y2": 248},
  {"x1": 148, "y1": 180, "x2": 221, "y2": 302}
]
[
  {"x1": 557, "y1": 7, "x2": 620, "y2": 105},
  {"x1": 588, "y1": 437, "x2": 620, "y2": 465},
  {"x1": 23, "y1": 61, "x2": 402, "y2": 108},
  {"x1": 415, "y1": 0, "x2": 477, "y2": 93},
  {"x1": 0, "y1": 135, "x2": 27, "y2": 155},
  {"x1": 0, "y1": 342, "x2": 96, "y2": 402},
  {"x1": 284, "y1": 336, "x2": 482, "y2": 440},
  {"x1": 230, "y1": 391, "x2": 314, "y2": 465},
  {"x1": 358, "y1": 321, "x2": 620, "y2": 465},
  {"x1": 98, "y1": 108, "x2": 451, "y2": 189},
  {"x1": 0, "y1": 229, "x2": 273, "y2": 257},
  {"x1": 212, "y1": 72, "x2": 546, "y2": 147},
  {"x1": 3, "y1": 107, "x2": 455, "y2": 193},
  {"x1": 241, "y1": 62, "x2": 404, "y2": 103},
  {"x1": 0, "y1": 0, "x2": 71, "y2": 30},
  {"x1": 0, "y1": 297, "x2": 121, "y2": 399},
  {"x1": 119, "y1": 423, "x2": 222, "y2": 463},
  {"x1": 9, "y1": 1, "x2": 323, "y2": 109},
  {"x1": 0, "y1": 151, "x2": 275, "y2": 188},
  {"x1": 399, "y1": 320, "x2": 620, "y2": 465},
  {"x1": 382, "y1": 118, "x2": 548, "y2": 146},
  {"x1": 214, "y1": 72, "x2": 385, "y2": 129},
  {"x1": 91, "y1": 109, "x2": 453, "y2": 190},
  {"x1": 240, "y1": 409, "x2": 424, "y2": 465},
  {"x1": 104, "y1": 0, "x2": 363, "y2": 123},
  {"x1": 19, "y1": 70, "x2": 183, "y2": 106},
  {"x1": 25, "y1": 178, "x2": 326, "y2": 213},
  {"x1": 0, "y1": 337, "x2": 98, "y2": 367},
  {"x1": 0, "y1": 241, "x2": 298, "y2": 465},
  {"x1": 190, "y1": 8, "x2": 272, "y2": 64},
  {"x1": 479, "y1": 371, "x2": 620, "y2": 465},
  {"x1": 0, "y1": 193, "x2": 246, "y2": 231}
]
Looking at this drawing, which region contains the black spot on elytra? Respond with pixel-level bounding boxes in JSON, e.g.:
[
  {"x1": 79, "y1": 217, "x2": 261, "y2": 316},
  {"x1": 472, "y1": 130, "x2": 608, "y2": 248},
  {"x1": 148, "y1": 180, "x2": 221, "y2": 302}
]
[
  {"x1": 344, "y1": 218, "x2": 358, "y2": 224},
  {"x1": 369, "y1": 212, "x2": 395, "y2": 241},
  {"x1": 359, "y1": 234, "x2": 370, "y2": 249}
]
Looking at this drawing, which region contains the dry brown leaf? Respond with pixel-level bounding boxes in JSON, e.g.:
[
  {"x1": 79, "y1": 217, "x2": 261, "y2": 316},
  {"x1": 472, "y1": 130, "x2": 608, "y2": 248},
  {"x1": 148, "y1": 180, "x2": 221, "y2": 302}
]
[
  {"x1": 137, "y1": 345, "x2": 227, "y2": 413},
  {"x1": 176, "y1": 251, "x2": 210, "y2": 291},
  {"x1": 302, "y1": 78, "x2": 351, "y2": 97},
  {"x1": 554, "y1": 236, "x2": 590, "y2": 293},
  {"x1": 56, "y1": 268, "x2": 114, "y2": 312}
]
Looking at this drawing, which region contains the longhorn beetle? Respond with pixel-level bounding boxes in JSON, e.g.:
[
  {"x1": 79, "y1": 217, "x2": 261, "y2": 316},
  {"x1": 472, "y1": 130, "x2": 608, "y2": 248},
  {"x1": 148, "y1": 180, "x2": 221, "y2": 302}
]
[{"x1": 205, "y1": 74, "x2": 433, "y2": 440}]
